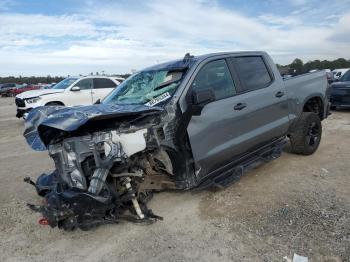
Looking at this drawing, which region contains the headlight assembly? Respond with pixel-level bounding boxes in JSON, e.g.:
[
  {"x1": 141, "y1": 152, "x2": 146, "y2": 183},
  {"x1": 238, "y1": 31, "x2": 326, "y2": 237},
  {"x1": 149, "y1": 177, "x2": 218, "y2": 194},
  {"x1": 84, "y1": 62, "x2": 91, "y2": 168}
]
[{"x1": 26, "y1": 97, "x2": 41, "y2": 104}]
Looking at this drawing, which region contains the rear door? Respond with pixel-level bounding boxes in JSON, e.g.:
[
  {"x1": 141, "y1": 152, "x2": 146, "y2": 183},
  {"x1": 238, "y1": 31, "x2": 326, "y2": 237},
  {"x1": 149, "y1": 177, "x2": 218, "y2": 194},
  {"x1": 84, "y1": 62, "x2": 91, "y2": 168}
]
[
  {"x1": 229, "y1": 56, "x2": 290, "y2": 141},
  {"x1": 187, "y1": 55, "x2": 289, "y2": 178},
  {"x1": 92, "y1": 78, "x2": 118, "y2": 102}
]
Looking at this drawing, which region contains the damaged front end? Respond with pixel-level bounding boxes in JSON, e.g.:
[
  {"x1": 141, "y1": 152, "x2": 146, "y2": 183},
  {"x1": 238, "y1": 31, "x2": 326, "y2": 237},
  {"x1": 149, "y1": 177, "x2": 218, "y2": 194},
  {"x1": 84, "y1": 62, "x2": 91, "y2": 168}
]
[{"x1": 24, "y1": 104, "x2": 179, "y2": 230}]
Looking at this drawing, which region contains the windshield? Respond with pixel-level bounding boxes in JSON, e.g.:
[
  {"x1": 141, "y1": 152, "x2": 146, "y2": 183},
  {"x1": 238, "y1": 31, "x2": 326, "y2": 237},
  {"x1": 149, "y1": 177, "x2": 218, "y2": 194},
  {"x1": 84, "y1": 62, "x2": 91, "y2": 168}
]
[
  {"x1": 53, "y1": 77, "x2": 78, "y2": 89},
  {"x1": 339, "y1": 70, "x2": 350, "y2": 82},
  {"x1": 103, "y1": 69, "x2": 186, "y2": 106}
]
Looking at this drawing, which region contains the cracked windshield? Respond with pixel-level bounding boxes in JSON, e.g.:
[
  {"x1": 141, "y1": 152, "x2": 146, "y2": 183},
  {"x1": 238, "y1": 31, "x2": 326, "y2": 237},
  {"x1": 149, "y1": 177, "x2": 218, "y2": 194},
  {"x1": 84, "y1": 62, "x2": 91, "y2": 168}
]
[{"x1": 103, "y1": 69, "x2": 185, "y2": 106}]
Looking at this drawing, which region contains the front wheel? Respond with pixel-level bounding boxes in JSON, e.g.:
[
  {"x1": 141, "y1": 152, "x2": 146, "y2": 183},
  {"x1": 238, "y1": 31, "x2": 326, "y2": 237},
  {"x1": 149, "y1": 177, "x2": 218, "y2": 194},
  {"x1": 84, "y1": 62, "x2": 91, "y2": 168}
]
[{"x1": 290, "y1": 112, "x2": 322, "y2": 155}]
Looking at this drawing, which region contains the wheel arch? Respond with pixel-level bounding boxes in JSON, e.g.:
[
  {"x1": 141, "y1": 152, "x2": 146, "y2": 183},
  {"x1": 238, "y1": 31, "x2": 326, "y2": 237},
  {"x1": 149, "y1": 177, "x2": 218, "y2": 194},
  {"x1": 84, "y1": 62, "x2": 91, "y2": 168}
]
[
  {"x1": 45, "y1": 101, "x2": 65, "y2": 106},
  {"x1": 302, "y1": 95, "x2": 325, "y2": 120}
]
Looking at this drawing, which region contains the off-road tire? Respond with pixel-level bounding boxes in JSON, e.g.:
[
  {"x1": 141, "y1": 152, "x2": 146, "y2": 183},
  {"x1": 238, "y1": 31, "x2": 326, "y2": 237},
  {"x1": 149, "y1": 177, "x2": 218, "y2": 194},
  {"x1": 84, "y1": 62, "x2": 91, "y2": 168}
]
[{"x1": 290, "y1": 112, "x2": 322, "y2": 155}]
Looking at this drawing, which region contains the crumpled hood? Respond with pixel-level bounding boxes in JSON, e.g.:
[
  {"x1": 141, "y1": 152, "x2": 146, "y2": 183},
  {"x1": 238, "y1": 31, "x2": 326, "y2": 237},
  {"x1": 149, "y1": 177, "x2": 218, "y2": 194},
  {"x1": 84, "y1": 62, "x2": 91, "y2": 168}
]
[
  {"x1": 16, "y1": 88, "x2": 64, "y2": 99},
  {"x1": 24, "y1": 103, "x2": 164, "y2": 151}
]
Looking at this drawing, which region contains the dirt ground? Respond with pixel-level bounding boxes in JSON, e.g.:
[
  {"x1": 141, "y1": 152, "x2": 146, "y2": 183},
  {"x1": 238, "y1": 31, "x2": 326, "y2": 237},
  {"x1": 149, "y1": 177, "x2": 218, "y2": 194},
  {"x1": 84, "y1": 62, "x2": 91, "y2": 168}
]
[{"x1": 0, "y1": 97, "x2": 349, "y2": 262}]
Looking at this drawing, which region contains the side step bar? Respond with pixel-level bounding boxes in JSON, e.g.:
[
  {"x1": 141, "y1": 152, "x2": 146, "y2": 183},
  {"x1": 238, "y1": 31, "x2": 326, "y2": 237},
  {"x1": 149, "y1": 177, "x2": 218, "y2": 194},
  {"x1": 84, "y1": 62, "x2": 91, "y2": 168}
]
[{"x1": 196, "y1": 138, "x2": 286, "y2": 190}]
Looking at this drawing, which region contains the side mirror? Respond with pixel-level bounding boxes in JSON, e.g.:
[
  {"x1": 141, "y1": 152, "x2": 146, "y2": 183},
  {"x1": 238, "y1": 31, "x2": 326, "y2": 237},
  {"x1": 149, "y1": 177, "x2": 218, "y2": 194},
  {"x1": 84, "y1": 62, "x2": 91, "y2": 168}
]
[
  {"x1": 191, "y1": 88, "x2": 215, "y2": 115},
  {"x1": 192, "y1": 88, "x2": 215, "y2": 105},
  {"x1": 71, "y1": 86, "x2": 81, "y2": 91}
]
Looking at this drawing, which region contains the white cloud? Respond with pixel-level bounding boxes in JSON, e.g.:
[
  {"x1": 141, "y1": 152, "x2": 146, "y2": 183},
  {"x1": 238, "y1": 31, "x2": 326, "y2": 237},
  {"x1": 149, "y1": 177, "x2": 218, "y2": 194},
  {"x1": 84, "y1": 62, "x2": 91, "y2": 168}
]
[
  {"x1": 0, "y1": 13, "x2": 98, "y2": 37},
  {"x1": 258, "y1": 14, "x2": 302, "y2": 27},
  {"x1": 0, "y1": 0, "x2": 349, "y2": 76}
]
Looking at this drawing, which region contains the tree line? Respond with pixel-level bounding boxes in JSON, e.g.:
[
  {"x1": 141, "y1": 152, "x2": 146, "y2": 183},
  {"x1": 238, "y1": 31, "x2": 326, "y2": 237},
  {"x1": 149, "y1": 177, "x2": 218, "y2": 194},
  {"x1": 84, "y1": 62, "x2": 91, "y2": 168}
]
[
  {"x1": 0, "y1": 73, "x2": 132, "y2": 85},
  {"x1": 1, "y1": 58, "x2": 350, "y2": 84},
  {"x1": 277, "y1": 58, "x2": 350, "y2": 75},
  {"x1": 0, "y1": 76, "x2": 65, "y2": 85}
]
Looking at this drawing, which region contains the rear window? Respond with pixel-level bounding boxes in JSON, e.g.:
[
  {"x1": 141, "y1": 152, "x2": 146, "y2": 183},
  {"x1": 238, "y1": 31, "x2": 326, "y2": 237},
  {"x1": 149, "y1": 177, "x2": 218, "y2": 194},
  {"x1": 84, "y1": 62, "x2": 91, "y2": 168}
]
[
  {"x1": 232, "y1": 56, "x2": 272, "y2": 92},
  {"x1": 93, "y1": 78, "x2": 117, "y2": 89}
]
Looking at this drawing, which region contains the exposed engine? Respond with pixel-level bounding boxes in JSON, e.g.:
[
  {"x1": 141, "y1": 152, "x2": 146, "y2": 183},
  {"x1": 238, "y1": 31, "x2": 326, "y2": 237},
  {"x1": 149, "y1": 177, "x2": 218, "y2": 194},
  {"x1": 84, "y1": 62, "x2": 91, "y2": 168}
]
[{"x1": 26, "y1": 127, "x2": 176, "y2": 230}]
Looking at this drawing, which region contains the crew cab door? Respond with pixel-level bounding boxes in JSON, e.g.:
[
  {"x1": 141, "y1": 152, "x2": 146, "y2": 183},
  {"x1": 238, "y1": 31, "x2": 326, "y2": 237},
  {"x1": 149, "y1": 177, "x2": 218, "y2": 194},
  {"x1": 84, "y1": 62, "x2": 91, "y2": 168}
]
[
  {"x1": 186, "y1": 55, "x2": 289, "y2": 178},
  {"x1": 92, "y1": 78, "x2": 118, "y2": 103},
  {"x1": 64, "y1": 78, "x2": 93, "y2": 106}
]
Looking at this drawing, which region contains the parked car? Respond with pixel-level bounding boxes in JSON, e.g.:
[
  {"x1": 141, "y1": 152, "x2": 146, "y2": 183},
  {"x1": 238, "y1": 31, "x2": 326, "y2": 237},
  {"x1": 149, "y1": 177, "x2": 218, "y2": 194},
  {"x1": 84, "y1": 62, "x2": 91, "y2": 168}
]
[
  {"x1": 281, "y1": 74, "x2": 293, "y2": 79},
  {"x1": 15, "y1": 76, "x2": 124, "y2": 118},
  {"x1": 332, "y1": 68, "x2": 350, "y2": 80},
  {"x1": 0, "y1": 83, "x2": 19, "y2": 97},
  {"x1": 330, "y1": 69, "x2": 350, "y2": 109},
  {"x1": 23, "y1": 51, "x2": 329, "y2": 230},
  {"x1": 8, "y1": 84, "x2": 41, "y2": 96}
]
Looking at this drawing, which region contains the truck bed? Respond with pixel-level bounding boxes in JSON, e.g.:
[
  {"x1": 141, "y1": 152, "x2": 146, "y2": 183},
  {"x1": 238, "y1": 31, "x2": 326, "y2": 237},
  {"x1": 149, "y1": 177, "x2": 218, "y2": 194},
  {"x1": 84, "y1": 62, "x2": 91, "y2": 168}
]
[{"x1": 283, "y1": 71, "x2": 329, "y2": 123}]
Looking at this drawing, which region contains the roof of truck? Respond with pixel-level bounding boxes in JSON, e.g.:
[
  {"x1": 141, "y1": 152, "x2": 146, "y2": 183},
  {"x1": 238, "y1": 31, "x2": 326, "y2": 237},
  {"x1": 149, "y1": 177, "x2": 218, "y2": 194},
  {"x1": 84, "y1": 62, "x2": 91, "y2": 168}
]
[{"x1": 143, "y1": 51, "x2": 266, "y2": 72}]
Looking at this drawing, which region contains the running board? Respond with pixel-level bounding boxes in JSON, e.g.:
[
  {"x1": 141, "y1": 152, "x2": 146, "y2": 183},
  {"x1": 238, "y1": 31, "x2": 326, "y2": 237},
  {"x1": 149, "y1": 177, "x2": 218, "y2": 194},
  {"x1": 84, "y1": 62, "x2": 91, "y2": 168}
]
[{"x1": 195, "y1": 138, "x2": 286, "y2": 190}]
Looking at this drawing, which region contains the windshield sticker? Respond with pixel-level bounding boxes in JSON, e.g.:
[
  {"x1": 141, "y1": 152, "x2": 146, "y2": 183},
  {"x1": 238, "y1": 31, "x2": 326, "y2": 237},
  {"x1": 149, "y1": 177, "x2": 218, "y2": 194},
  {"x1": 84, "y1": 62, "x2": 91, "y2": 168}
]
[{"x1": 145, "y1": 92, "x2": 171, "y2": 106}]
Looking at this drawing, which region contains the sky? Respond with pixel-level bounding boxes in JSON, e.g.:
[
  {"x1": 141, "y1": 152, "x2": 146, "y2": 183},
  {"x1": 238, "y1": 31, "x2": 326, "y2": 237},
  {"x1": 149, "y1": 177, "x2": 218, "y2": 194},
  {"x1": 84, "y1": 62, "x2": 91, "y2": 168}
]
[{"x1": 0, "y1": 0, "x2": 350, "y2": 76}]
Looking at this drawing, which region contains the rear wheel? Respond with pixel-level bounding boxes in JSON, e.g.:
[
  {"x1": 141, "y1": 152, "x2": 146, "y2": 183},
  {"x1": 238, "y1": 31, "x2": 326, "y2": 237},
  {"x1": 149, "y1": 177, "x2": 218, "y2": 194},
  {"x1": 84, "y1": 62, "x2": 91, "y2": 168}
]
[{"x1": 290, "y1": 112, "x2": 322, "y2": 155}]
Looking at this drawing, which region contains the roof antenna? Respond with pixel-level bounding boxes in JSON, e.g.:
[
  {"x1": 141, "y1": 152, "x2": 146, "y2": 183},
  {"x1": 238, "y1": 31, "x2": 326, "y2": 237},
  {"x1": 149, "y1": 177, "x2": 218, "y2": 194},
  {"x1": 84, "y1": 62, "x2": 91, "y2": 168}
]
[{"x1": 183, "y1": 52, "x2": 194, "y2": 62}]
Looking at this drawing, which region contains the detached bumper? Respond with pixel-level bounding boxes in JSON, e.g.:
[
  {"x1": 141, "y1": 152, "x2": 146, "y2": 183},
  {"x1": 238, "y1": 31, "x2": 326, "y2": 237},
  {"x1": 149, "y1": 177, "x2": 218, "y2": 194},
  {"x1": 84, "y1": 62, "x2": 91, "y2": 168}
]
[{"x1": 16, "y1": 108, "x2": 32, "y2": 118}]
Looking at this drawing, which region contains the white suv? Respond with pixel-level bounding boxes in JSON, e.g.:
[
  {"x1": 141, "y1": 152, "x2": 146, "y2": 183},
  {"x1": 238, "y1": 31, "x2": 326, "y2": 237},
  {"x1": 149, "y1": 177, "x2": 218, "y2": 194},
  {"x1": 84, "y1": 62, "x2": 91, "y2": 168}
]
[{"x1": 15, "y1": 76, "x2": 124, "y2": 118}]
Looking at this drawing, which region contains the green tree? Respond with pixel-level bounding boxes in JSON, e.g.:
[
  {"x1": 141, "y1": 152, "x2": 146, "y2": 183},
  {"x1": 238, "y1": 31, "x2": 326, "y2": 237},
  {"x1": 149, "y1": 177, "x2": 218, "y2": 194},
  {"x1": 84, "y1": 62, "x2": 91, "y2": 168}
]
[{"x1": 289, "y1": 58, "x2": 304, "y2": 74}]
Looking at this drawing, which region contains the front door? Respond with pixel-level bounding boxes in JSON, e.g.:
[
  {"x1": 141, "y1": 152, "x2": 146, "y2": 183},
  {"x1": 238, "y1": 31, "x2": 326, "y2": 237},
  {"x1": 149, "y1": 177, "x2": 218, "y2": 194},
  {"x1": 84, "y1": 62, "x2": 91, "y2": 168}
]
[{"x1": 65, "y1": 78, "x2": 93, "y2": 106}]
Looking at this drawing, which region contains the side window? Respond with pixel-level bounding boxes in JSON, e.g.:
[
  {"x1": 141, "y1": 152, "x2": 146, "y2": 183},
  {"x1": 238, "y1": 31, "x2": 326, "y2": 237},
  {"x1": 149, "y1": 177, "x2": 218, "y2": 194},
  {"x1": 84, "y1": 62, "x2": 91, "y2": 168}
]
[
  {"x1": 74, "y1": 79, "x2": 93, "y2": 90},
  {"x1": 191, "y1": 59, "x2": 236, "y2": 100},
  {"x1": 232, "y1": 56, "x2": 272, "y2": 92},
  {"x1": 93, "y1": 78, "x2": 117, "y2": 89},
  {"x1": 341, "y1": 71, "x2": 350, "y2": 81}
]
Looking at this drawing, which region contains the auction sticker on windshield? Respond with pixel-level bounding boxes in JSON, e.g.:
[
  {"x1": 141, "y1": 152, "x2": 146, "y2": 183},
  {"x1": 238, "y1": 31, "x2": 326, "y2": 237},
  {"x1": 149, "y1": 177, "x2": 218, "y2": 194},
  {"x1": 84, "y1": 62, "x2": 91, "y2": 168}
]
[{"x1": 145, "y1": 92, "x2": 171, "y2": 106}]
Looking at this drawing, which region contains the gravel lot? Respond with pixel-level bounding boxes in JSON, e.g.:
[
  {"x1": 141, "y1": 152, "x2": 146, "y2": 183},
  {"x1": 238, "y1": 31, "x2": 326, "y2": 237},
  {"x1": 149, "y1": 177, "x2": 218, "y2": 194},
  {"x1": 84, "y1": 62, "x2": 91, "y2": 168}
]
[{"x1": 0, "y1": 97, "x2": 349, "y2": 261}]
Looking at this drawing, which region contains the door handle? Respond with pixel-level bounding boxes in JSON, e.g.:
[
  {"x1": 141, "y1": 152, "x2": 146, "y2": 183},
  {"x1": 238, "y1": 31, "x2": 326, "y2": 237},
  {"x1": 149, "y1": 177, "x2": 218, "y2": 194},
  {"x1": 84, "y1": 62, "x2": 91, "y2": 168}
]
[
  {"x1": 275, "y1": 91, "x2": 285, "y2": 98},
  {"x1": 234, "y1": 102, "x2": 247, "y2": 110}
]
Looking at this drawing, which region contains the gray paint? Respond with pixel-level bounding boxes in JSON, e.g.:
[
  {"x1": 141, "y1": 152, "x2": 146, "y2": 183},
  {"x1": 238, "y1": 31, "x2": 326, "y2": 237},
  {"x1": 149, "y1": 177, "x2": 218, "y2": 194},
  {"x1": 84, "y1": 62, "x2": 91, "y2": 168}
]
[{"x1": 175, "y1": 52, "x2": 328, "y2": 178}]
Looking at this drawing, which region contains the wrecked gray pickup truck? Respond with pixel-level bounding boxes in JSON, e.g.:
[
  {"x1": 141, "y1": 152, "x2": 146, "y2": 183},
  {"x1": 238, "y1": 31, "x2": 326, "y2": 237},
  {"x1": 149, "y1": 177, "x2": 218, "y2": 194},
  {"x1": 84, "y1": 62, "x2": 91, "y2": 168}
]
[{"x1": 24, "y1": 52, "x2": 330, "y2": 230}]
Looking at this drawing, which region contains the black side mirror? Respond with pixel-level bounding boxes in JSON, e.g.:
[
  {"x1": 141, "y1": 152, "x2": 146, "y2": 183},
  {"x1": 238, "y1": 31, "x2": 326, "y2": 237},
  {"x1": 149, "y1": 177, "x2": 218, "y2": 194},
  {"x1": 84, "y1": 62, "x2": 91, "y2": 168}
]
[
  {"x1": 191, "y1": 88, "x2": 215, "y2": 115},
  {"x1": 192, "y1": 88, "x2": 215, "y2": 105}
]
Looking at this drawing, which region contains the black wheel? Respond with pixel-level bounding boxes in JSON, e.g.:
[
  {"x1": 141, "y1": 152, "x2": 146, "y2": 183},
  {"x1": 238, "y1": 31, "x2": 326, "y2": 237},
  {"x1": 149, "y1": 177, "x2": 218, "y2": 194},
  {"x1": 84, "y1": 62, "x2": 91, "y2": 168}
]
[{"x1": 290, "y1": 112, "x2": 322, "y2": 155}]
